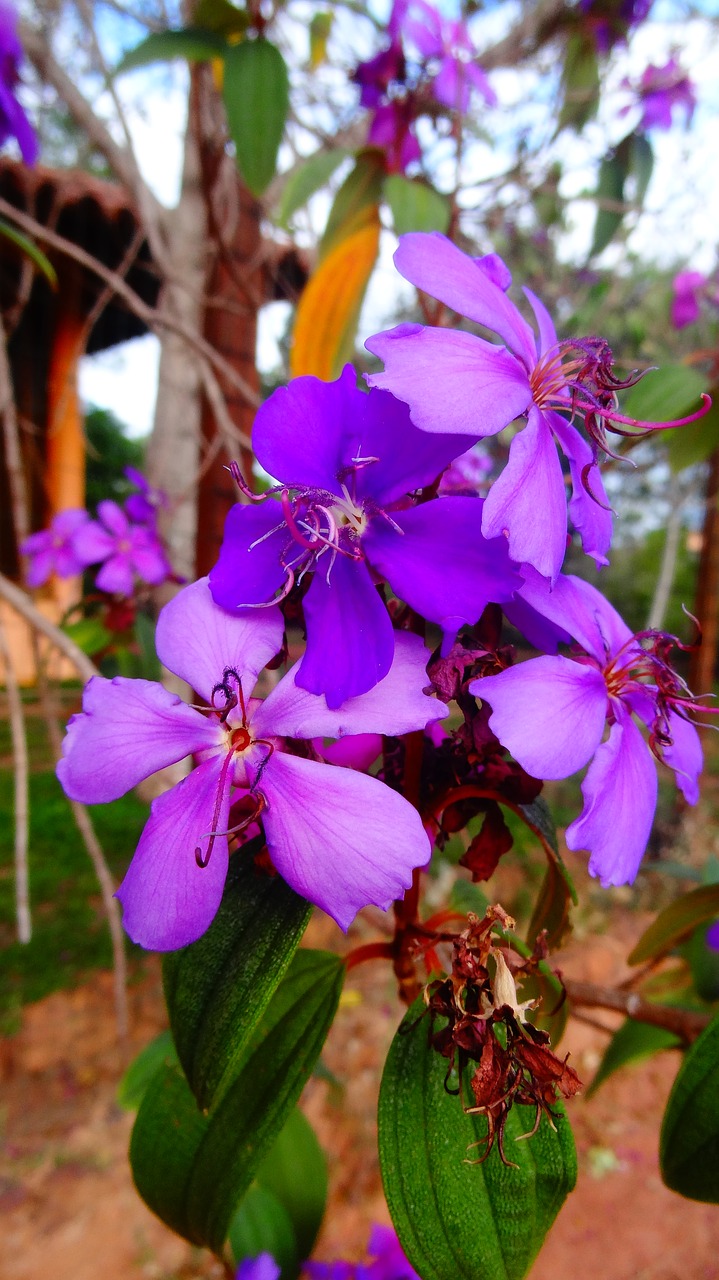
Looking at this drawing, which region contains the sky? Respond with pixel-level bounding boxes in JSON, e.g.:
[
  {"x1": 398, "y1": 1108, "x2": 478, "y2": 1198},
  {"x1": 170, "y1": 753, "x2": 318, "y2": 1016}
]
[{"x1": 76, "y1": 0, "x2": 719, "y2": 442}]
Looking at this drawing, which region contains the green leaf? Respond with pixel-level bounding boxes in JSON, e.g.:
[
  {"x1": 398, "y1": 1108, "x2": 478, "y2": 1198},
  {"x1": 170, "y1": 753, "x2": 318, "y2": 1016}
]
[
  {"x1": 666, "y1": 389, "x2": 719, "y2": 474},
  {"x1": 184, "y1": 950, "x2": 344, "y2": 1252},
  {"x1": 628, "y1": 885, "x2": 719, "y2": 966},
  {"x1": 587, "y1": 1019, "x2": 680, "y2": 1098},
  {"x1": 558, "y1": 33, "x2": 599, "y2": 133},
  {"x1": 63, "y1": 617, "x2": 111, "y2": 656},
  {"x1": 621, "y1": 364, "x2": 706, "y2": 427},
  {"x1": 193, "y1": 0, "x2": 248, "y2": 37},
  {"x1": 629, "y1": 132, "x2": 654, "y2": 205},
  {"x1": 319, "y1": 150, "x2": 386, "y2": 261},
  {"x1": 130, "y1": 950, "x2": 343, "y2": 1255},
  {"x1": 163, "y1": 848, "x2": 312, "y2": 1110},
  {"x1": 383, "y1": 175, "x2": 451, "y2": 236},
  {"x1": 661, "y1": 1013, "x2": 719, "y2": 1202},
  {"x1": 228, "y1": 1184, "x2": 299, "y2": 1276},
  {"x1": 115, "y1": 29, "x2": 226, "y2": 74},
  {"x1": 130, "y1": 1061, "x2": 210, "y2": 1245},
  {"x1": 223, "y1": 39, "x2": 290, "y2": 197},
  {"x1": 378, "y1": 1001, "x2": 577, "y2": 1280},
  {"x1": 117, "y1": 1029, "x2": 178, "y2": 1111},
  {"x1": 277, "y1": 149, "x2": 351, "y2": 227},
  {"x1": 255, "y1": 1108, "x2": 328, "y2": 1262},
  {"x1": 0, "y1": 219, "x2": 57, "y2": 286},
  {"x1": 683, "y1": 924, "x2": 719, "y2": 1003},
  {"x1": 589, "y1": 151, "x2": 626, "y2": 258}
]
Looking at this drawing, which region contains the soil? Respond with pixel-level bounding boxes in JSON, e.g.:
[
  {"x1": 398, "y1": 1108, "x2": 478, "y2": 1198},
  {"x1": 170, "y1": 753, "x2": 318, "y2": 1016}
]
[{"x1": 2, "y1": 906, "x2": 719, "y2": 1280}]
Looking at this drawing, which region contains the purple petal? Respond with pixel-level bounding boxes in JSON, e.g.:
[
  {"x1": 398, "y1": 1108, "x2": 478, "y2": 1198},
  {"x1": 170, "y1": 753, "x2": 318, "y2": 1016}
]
[
  {"x1": 342, "y1": 383, "x2": 470, "y2": 507},
  {"x1": 481, "y1": 406, "x2": 568, "y2": 582},
  {"x1": 366, "y1": 325, "x2": 531, "y2": 437},
  {"x1": 523, "y1": 287, "x2": 557, "y2": 356},
  {"x1": 663, "y1": 710, "x2": 702, "y2": 804},
  {"x1": 513, "y1": 568, "x2": 627, "y2": 663},
  {"x1": 318, "y1": 734, "x2": 383, "y2": 770},
  {"x1": 156, "y1": 577, "x2": 284, "y2": 704},
  {"x1": 254, "y1": 631, "x2": 447, "y2": 740},
  {"x1": 210, "y1": 502, "x2": 295, "y2": 609},
  {"x1": 363, "y1": 496, "x2": 522, "y2": 634},
  {"x1": 252, "y1": 367, "x2": 355, "y2": 492},
  {"x1": 566, "y1": 712, "x2": 657, "y2": 886},
  {"x1": 97, "y1": 499, "x2": 128, "y2": 537},
  {"x1": 471, "y1": 655, "x2": 608, "y2": 779},
  {"x1": 57, "y1": 676, "x2": 221, "y2": 803},
  {"x1": 464, "y1": 60, "x2": 497, "y2": 107},
  {"x1": 431, "y1": 57, "x2": 470, "y2": 113},
  {"x1": 298, "y1": 555, "x2": 395, "y2": 708},
  {"x1": 130, "y1": 531, "x2": 171, "y2": 585},
  {"x1": 95, "y1": 554, "x2": 134, "y2": 596},
  {"x1": 550, "y1": 415, "x2": 613, "y2": 568},
  {"x1": 54, "y1": 508, "x2": 90, "y2": 537},
  {"x1": 24, "y1": 544, "x2": 54, "y2": 587},
  {"x1": 116, "y1": 756, "x2": 231, "y2": 950},
  {"x1": 389, "y1": 234, "x2": 537, "y2": 367},
  {"x1": 72, "y1": 520, "x2": 116, "y2": 565},
  {"x1": 236, "y1": 1256, "x2": 281, "y2": 1280},
  {"x1": 502, "y1": 594, "x2": 572, "y2": 655},
  {"x1": 257, "y1": 752, "x2": 430, "y2": 929}
]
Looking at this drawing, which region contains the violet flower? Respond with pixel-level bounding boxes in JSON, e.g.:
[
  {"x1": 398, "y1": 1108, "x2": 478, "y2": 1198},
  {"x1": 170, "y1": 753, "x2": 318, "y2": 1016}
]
[
  {"x1": 367, "y1": 99, "x2": 422, "y2": 174},
  {"x1": 306, "y1": 1224, "x2": 420, "y2": 1280},
  {"x1": 20, "y1": 508, "x2": 93, "y2": 587},
  {"x1": 403, "y1": 0, "x2": 495, "y2": 113},
  {"x1": 624, "y1": 59, "x2": 696, "y2": 133},
  {"x1": 670, "y1": 271, "x2": 719, "y2": 330},
  {"x1": 236, "y1": 1256, "x2": 281, "y2": 1280},
  {"x1": 579, "y1": 0, "x2": 654, "y2": 54},
  {"x1": 366, "y1": 233, "x2": 617, "y2": 581},
  {"x1": 0, "y1": 3, "x2": 37, "y2": 166},
  {"x1": 73, "y1": 499, "x2": 171, "y2": 596},
  {"x1": 57, "y1": 577, "x2": 445, "y2": 950},
  {"x1": 470, "y1": 574, "x2": 703, "y2": 886},
  {"x1": 209, "y1": 366, "x2": 522, "y2": 708},
  {"x1": 124, "y1": 466, "x2": 169, "y2": 526}
]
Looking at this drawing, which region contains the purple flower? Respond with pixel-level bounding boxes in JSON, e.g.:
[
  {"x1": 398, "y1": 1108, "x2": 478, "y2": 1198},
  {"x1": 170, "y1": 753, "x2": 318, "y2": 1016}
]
[
  {"x1": 624, "y1": 59, "x2": 696, "y2": 132},
  {"x1": 353, "y1": 39, "x2": 406, "y2": 110},
  {"x1": 367, "y1": 100, "x2": 422, "y2": 174},
  {"x1": 579, "y1": 0, "x2": 654, "y2": 53},
  {"x1": 57, "y1": 577, "x2": 445, "y2": 949},
  {"x1": 470, "y1": 574, "x2": 703, "y2": 886},
  {"x1": 73, "y1": 499, "x2": 171, "y2": 596},
  {"x1": 209, "y1": 366, "x2": 522, "y2": 708},
  {"x1": 0, "y1": 3, "x2": 37, "y2": 165},
  {"x1": 306, "y1": 1224, "x2": 420, "y2": 1280},
  {"x1": 366, "y1": 233, "x2": 617, "y2": 581},
  {"x1": 404, "y1": 0, "x2": 495, "y2": 113},
  {"x1": 438, "y1": 445, "x2": 492, "y2": 495},
  {"x1": 707, "y1": 921, "x2": 719, "y2": 953},
  {"x1": 236, "y1": 1255, "x2": 281, "y2": 1280},
  {"x1": 124, "y1": 466, "x2": 169, "y2": 526},
  {"x1": 671, "y1": 271, "x2": 706, "y2": 329},
  {"x1": 20, "y1": 508, "x2": 93, "y2": 587}
]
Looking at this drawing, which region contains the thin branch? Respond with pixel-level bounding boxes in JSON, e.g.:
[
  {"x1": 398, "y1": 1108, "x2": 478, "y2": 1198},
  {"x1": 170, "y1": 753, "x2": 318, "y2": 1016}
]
[
  {"x1": 0, "y1": 614, "x2": 30, "y2": 942},
  {"x1": 563, "y1": 978, "x2": 711, "y2": 1044},
  {"x1": 0, "y1": 573, "x2": 99, "y2": 682}
]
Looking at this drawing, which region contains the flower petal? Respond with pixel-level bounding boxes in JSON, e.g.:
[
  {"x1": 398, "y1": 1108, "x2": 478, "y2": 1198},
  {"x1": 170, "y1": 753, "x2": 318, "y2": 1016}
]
[
  {"x1": 57, "y1": 676, "x2": 221, "y2": 803},
  {"x1": 116, "y1": 756, "x2": 231, "y2": 950},
  {"x1": 254, "y1": 631, "x2": 446, "y2": 739},
  {"x1": 98, "y1": 499, "x2": 128, "y2": 536},
  {"x1": 363, "y1": 496, "x2": 522, "y2": 633},
  {"x1": 566, "y1": 712, "x2": 657, "y2": 886},
  {"x1": 366, "y1": 325, "x2": 531, "y2": 437},
  {"x1": 95, "y1": 554, "x2": 134, "y2": 596},
  {"x1": 481, "y1": 406, "x2": 568, "y2": 582},
  {"x1": 471, "y1": 655, "x2": 608, "y2": 780},
  {"x1": 257, "y1": 752, "x2": 430, "y2": 929},
  {"x1": 298, "y1": 555, "x2": 395, "y2": 708},
  {"x1": 157, "y1": 577, "x2": 284, "y2": 703},
  {"x1": 550, "y1": 414, "x2": 613, "y2": 568},
  {"x1": 253, "y1": 367, "x2": 354, "y2": 492},
  {"x1": 390, "y1": 233, "x2": 537, "y2": 366},
  {"x1": 210, "y1": 502, "x2": 296, "y2": 609},
  {"x1": 663, "y1": 710, "x2": 703, "y2": 804}
]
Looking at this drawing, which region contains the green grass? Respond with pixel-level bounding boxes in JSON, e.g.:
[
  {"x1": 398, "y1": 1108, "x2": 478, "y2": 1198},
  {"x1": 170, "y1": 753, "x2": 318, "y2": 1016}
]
[{"x1": 0, "y1": 766, "x2": 148, "y2": 1025}]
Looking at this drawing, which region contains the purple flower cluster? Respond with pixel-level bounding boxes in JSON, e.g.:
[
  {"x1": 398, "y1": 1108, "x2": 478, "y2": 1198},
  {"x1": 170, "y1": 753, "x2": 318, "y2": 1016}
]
[
  {"x1": 622, "y1": 58, "x2": 696, "y2": 133},
  {"x1": 0, "y1": 3, "x2": 37, "y2": 166},
  {"x1": 671, "y1": 270, "x2": 719, "y2": 330},
  {"x1": 352, "y1": 0, "x2": 494, "y2": 174},
  {"x1": 57, "y1": 231, "x2": 707, "y2": 953},
  {"x1": 21, "y1": 470, "x2": 171, "y2": 597}
]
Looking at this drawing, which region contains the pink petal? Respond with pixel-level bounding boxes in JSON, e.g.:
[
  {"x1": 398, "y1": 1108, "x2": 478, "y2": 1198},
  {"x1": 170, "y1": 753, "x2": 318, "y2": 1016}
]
[
  {"x1": 472, "y1": 655, "x2": 608, "y2": 780},
  {"x1": 156, "y1": 577, "x2": 284, "y2": 704},
  {"x1": 254, "y1": 631, "x2": 447, "y2": 740},
  {"x1": 116, "y1": 756, "x2": 231, "y2": 950},
  {"x1": 57, "y1": 675, "x2": 222, "y2": 803},
  {"x1": 366, "y1": 325, "x2": 531, "y2": 437},
  {"x1": 663, "y1": 710, "x2": 702, "y2": 804},
  {"x1": 566, "y1": 713, "x2": 657, "y2": 886},
  {"x1": 257, "y1": 752, "x2": 430, "y2": 929}
]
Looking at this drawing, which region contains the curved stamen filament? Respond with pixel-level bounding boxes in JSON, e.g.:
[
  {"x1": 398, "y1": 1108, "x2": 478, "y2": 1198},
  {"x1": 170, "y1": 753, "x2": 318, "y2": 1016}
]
[{"x1": 195, "y1": 747, "x2": 236, "y2": 867}]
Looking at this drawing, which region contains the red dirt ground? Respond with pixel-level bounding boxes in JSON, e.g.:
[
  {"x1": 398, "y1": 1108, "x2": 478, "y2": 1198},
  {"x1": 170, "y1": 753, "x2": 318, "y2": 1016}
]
[{"x1": 2, "y1": 904, "x2": 719, "y2": 1280}]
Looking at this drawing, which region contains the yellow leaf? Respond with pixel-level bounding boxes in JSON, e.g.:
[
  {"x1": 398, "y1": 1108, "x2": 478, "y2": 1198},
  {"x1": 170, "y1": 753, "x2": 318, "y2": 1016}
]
[{"x1": 290, "y1": 214, "x2": 380, "y2": 381}]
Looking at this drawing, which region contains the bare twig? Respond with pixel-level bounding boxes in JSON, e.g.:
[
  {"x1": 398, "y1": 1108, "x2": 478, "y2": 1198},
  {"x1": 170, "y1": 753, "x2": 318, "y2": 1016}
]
[
  {"x1": 0, "y1": 614, "x2": 30, "y2": 942},
  {"x1": 563, "y1": 978, "x2": 710, "y2": 1044}
]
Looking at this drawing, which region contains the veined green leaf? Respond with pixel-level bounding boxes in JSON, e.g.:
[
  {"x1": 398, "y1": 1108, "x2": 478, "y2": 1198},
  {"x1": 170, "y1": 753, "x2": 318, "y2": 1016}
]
[
  {"x1": 277, "y1": 149, "x2": 351, "y2": 227},
  {"x1": 227, "y1": 1184, "x2": 299, "y2": 1276},
  {"x1": 115, "y1": 28, "x2": 226, "y2": 74},
  {"x1": 378, "y1": 999, "x2": 577, "y2": 1280},
  {"x1": 117, "y1": 1029, "x2": 177, "y2": 1111},
  {"x1": 628, "y1": 885, "x2": 719, "y2": 965},
  {"x1": 660, "y1": 1013, "x2": 719, "y2": 1202},
  {"x1": 587, "y1": 1019, "x2": 680, "y2": 1098},
  {"x1": 384, "y1": 175, "x2": 451, "y2": 236}
]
